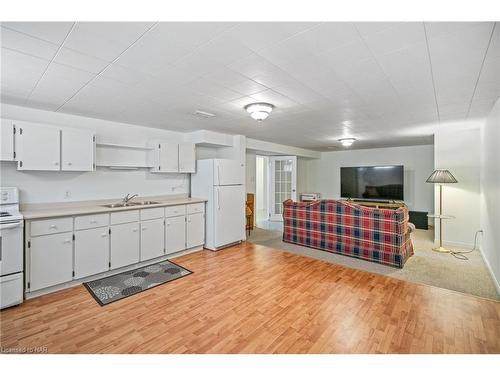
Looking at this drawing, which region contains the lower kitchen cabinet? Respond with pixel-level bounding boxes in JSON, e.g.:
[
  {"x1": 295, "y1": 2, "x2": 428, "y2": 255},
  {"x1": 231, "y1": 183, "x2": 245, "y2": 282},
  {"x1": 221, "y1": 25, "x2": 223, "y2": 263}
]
[
  {"x1": 30, "y1": 232, "x2": 73, "y2": 291},
  {"x1": 140, "y1": 218, "x2": 165, "y2": 261},
  {"x1": 186, "y1": 213, "x2": 205, "y2": 248},
  {"x1": 110, "y1": 222, "x2": 140, "y2": 269},
  {"x1": 74, "y1": 227, "x2": 110, "y2": 279},
  {"x1": 166, "y1": 215, "x2": 186, "y2": 254}
]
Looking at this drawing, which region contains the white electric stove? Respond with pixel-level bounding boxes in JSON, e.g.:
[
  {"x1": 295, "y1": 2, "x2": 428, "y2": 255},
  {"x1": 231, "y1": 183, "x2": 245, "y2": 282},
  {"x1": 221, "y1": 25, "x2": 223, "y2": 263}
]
[{"x1": 0, "y1": 187, "x2": 24, "y2": 309}]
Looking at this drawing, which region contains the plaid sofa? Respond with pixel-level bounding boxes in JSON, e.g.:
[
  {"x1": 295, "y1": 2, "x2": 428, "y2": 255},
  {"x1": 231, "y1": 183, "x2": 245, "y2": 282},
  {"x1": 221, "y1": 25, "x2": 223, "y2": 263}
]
[{"x1": 282, "y1": 199, "x2": 414, "y2": 268}]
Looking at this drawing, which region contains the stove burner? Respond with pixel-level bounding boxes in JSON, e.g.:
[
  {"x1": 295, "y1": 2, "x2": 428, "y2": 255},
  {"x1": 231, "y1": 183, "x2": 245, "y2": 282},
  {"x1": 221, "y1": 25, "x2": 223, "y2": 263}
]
[{"x1": 0, "y1": 212, "x2": 12, "y2": 217}]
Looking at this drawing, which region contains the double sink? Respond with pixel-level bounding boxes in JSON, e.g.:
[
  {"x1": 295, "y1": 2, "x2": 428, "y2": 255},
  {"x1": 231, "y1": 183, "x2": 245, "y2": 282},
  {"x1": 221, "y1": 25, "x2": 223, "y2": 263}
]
[{"x1": 101, "y1": 201, "x2": 160, "y2": 208}]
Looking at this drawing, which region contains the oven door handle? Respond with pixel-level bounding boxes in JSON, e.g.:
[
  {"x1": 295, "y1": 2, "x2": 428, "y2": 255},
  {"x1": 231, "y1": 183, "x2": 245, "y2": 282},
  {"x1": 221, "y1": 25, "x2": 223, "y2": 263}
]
[{"x1": 0, "y1": 222, "x2": 23, "y2": 230}]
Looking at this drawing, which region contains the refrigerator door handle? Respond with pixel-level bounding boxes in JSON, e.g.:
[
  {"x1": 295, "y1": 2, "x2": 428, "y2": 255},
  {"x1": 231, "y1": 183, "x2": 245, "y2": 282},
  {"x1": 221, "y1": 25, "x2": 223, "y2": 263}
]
[
  {"x1": 217, "y1": 188, "x2": 221, "y2": 210},
  {"x1": 217, "y1": 165, "x2": 221, "y2": 185}
]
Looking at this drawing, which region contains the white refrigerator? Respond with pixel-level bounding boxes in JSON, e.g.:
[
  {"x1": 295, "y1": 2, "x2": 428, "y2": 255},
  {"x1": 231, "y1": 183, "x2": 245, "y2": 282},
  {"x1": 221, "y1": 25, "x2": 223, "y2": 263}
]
[{"x1": 191, "y1": 159, "x2": 245, "y2": 251}]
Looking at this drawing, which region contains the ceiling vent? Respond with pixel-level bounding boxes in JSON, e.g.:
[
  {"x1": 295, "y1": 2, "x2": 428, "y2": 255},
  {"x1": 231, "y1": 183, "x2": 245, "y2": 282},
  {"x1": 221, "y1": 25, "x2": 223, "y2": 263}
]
[{"x1": 194, "y1": 110, "x2": 216, "y2": 119}]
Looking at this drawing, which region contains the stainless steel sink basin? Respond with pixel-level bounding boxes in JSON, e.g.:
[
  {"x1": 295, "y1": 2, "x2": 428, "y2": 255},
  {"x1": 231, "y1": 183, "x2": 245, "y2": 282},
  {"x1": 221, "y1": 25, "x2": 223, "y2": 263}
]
[
  {"x1": 134, "y1": 201, "x2": 161, "y2": 205},
  {"x1": 101, "y1": 201, "x2": 160, "y2": 208}
]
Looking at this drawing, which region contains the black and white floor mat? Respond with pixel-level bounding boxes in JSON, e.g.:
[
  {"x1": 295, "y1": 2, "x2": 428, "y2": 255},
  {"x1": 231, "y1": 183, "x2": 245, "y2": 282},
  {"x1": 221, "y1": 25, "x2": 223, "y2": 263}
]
[{"x1": 84, "y1": 260, "x2": 192, "y2": 306}]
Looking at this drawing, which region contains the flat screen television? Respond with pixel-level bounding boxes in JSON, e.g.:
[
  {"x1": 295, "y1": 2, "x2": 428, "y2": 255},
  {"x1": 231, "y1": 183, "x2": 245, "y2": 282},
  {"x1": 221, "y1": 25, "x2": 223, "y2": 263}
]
[{"x1": 340, "y1": 165, "x2": 404, "y2": 201}]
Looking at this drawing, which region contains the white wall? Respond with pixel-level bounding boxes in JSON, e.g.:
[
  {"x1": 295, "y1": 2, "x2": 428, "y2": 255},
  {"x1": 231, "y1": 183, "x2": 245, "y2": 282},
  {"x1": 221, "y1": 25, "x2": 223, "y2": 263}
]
[
  {"x1": 480, "y1": 98, "x2": 500, "y2": 291},
  {"x1": 303, "y1": 145, "x2": 435, "y2": 213},
  {"x1": 246, "y1": 150, "x2": 256, "y2": 194},
  {"x1": 434, "y1": 122, "x2": 482, "y2": 247}
]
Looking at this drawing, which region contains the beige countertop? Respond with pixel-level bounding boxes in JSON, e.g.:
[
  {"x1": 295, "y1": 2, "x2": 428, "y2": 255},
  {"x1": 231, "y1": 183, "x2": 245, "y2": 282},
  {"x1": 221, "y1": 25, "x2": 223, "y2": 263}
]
[{"x1": 21, "y1": 194, "x2": 207, "y2": 220}]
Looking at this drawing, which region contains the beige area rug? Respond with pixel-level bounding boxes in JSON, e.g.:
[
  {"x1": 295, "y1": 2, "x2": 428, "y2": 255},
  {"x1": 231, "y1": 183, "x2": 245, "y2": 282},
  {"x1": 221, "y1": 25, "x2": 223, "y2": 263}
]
[{"x1": 247, "y1": 227, "x2": 500, "y2": 301}]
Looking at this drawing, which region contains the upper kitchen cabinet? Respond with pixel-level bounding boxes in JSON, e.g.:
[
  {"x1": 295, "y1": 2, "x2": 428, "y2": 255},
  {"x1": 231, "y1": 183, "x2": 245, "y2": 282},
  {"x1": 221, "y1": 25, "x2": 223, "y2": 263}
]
[
  {"x1": 15, "y1": 121, "x2": 61, "y2": 171},
  {"x1": 61, "y1": 128, "x2": 95, "y2": 171},
  {"x1": 178, "y1": 142, "x2": 196, "y2": 173},
  {"x1": 0, "y1": 119, "x2": 15, "y2": 161},
  {"x1": 150, "y1": 141, "x2": 196, "y2": 173}
]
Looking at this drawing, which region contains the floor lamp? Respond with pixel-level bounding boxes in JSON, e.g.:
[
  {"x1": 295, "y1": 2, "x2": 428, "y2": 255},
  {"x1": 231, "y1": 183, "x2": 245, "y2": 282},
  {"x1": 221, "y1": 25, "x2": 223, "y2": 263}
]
[{"x1": 426, "y1": 169, "x2": 458, "y2": 253}]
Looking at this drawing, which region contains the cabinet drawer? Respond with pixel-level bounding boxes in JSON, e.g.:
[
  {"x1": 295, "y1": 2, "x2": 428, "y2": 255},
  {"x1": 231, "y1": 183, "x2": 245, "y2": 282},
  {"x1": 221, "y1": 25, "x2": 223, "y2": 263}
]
[
  {"x1": 187, "y1": 202, "x2": 204, "y2": 215},
  {"x1": 30, "y1": 217, "x2": 73, "y2": 236},
  {"x1": 165, "y1": 205, "x2": 186, "y2": 218},
  {"x1": 110, "y1": 210, "x2": 139, "y2": 225},
  {"x1": 140, "y1": 207, "x2": 164, "y2": 221},
  {"x1": 75, "y1": 213, "x2": 109, "y2": 230}
]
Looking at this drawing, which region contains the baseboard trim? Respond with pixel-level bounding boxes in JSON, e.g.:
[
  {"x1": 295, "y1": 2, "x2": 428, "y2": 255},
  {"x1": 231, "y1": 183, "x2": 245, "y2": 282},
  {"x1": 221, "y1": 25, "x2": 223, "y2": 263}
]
[{"x1": 478, "y1": 245, "x2": 500, "y2": 296}]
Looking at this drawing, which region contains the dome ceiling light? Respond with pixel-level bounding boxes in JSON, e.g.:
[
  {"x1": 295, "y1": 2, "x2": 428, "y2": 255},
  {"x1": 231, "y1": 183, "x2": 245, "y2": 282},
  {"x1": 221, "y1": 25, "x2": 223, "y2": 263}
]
[
  {"x1": 244, "y1": 102, "x2": 275, "y2": 122},
  {"x1": 338, "y1": 138, "x2": 356, "y2": 147}
]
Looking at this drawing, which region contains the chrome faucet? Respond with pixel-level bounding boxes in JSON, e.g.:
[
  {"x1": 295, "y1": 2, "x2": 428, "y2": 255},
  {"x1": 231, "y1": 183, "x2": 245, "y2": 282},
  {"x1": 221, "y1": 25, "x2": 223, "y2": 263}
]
[{"x1": 122, "y1": 193, "x2": 138, "y2": 204}]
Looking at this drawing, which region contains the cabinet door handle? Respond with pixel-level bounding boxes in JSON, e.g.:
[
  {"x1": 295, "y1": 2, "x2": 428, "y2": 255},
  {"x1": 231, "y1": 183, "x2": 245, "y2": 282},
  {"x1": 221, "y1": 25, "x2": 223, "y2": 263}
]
[
  {"x1": 49, "y1": 225, "x2": 57, "y2": 229},
  {"x1": 166, "y1": 223, "x2": 170, "y2": 227},
  {"x1": 67, "y1": 162, "x2": 72, "y2": 166},
  {"x1": 90, "y1": 220, "x2": 97, "y2": 223},
  {"x1": 54, "y1": 162, "x2": 59, "y2": 166},
  {"x1": 63, "y1": 239, "x2": 72, "y2": 244},
  {"x1": 142, "y1": 227, "x2": 147, "y2": 231},
  {"x1": 132, "y1": 228, "x2": 138, "y2": 232},
  {"x1": 101, "y1": 233, "x2": 108, "y2": 237}
]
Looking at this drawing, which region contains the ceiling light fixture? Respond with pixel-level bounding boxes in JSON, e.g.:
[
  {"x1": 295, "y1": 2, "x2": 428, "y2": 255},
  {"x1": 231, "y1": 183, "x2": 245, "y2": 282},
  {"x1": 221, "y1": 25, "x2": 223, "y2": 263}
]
[
  {"x1": 244, "y1": 102, "x2": 274, "y2": 122},
  {"x1": 338, "y1": 138, "x2": 356, "y2": 147}
]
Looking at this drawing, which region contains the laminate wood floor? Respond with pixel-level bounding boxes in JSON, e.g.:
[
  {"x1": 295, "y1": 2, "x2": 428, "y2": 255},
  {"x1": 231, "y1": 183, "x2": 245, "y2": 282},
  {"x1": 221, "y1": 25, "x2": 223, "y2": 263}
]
[{"x1": 1, "y1": 243, "x2": 499, "y2": 353}]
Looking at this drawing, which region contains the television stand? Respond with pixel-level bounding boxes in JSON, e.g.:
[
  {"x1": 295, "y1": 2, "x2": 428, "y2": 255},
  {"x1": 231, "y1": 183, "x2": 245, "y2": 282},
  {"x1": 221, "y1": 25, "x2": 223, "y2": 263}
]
[{"x1": 343, "y1": 198, "x2": 406, "y2": 210}]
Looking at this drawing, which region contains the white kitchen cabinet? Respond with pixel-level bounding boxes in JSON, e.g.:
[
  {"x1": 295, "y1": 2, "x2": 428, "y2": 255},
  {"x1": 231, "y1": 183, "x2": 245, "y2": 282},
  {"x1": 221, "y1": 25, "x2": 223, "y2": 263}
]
[
  {"x1": 178, "y1": 142, "x2": 196, "y2": 173},
  {"x1": 61, "y1": 128, "x2": 95, "y2": 171},
  {"x1": 29, "y1": 232, "x2": 73, "y2": 291},
  {"x1": 186, "y1": 213, "x2": 205, "y2": 248},
  {"x1": 16, "y1": 121, "x2": 61, "y2": 171},
  {"x1": 74, "y1": 227, "x2": 110, "y2": 279},
  {"x1": 165, "y1": 215, "x2": 186, "y2": 254},
  {"x1": 110, "y1": 222, "x2": 140, "y2": 269},
  {"x1": 140, "y1": 218, "x2": 165, "y2": 261},
  {"x1": 151, "y1": 142, "x2": 178, "y2": 173},
  {"x1": 0, "y1": 119, "x2": 15, "y2": 161}
]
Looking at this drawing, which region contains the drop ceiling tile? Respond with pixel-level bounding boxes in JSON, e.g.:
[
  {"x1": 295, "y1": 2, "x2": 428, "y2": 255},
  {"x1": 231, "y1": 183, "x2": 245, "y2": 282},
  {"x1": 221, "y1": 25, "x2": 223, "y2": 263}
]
[
  {"x1": 0, "y1": 47, "x2": 48, "y2": 99},
  {"x1": 229, "y1": 22, "x2": 317, "y2": 52},
  {"x1": 360, "y1": 22, "x2": 425, "y2": 56},
  {"x1": 63, "y1": 22, "x2": 155, "y2": 61},
  {"x1": 249, "y1": 89, "x2": 299, "y2": 109},
  {"x1": 272, "y1": 82, "x2": 325, "y2": 105},
  {"x1": 183, "y1": 77, "x2": 243, "y2": 102},
  {"x1": 1, "y1": 27, "x2": 58, "y2": 60},
  {"x1": 424, "y1": 22, "x2": 489, "y2": 39},
  {"x1": 54, "y1": 47, "x2": 109, "y2": 74},
  {"x1": 115, "y1": 23, "x2": 231, "y2": 74},
  {"x1": 1, "y1": 22, "x2": 73, "y2": 44},
  {"x1": 28, "y1": 62, "x2": 95, "y2": 109},
  {"x1": 195, "y1": 33, "x2": 254, "y2": 65},
  {"x1": 354, "y1": 22, "x2": 398, "y2": 36},
  {"x1": 320, "y1": 39, "x2": 373, "y2": 73},
  {"x1": 100, "y1": 64, "x2": 152, "y2": 86}
]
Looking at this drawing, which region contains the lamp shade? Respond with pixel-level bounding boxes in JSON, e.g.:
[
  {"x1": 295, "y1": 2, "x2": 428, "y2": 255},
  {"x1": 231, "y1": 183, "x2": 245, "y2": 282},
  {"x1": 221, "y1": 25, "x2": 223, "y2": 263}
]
[{"x1": 426, "y1": 169, "x2": 458, "y2": 183}]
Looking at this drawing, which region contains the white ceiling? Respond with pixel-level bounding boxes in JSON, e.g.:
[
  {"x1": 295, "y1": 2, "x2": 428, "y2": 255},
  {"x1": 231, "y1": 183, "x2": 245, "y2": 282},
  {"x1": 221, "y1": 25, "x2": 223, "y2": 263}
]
[{"x1": 1, "y1": 22, "x2": 498, "y2": 150}]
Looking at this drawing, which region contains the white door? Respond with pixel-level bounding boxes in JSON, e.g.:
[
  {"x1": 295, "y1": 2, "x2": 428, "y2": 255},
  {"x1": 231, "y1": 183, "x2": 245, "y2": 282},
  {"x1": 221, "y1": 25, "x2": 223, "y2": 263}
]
[
  {"x1": 178, "y1": 142, "x2": 196, "y2": 173},
  {"x1": 186, "y1": 213, "x2": 204, "y2": 248},
  {"x1": 110, "y1": 222, "x2": 140, "y2": 269},
  {"x1": 0, "y1": 119, "x2": 15, "y2": 161},
  {"x1": 61, "y1": 128, "x2": 95, "y2": 171},
  {"x1": 214, "y1": 159, "x2": 244, "y2": 185},
  {"x1": 214, "y1": 185, "x2": 245, "y2": 248},
  {"x1": 158, "y1": 142, "x2": 179, "y2": 173},
  {"x1": 74, "y1": 227, "x2": 110, "y2": 279},
  {"x1": 269, "y1": 156, "x2": 297, "y2": 221},
  {"x1": 30, "y1": 233, "x2": 73, "y2": 291},
  {"x1": 16, "y1": 122, "x2": 61, "y2": 171},
  {"x1": 165, "y1": 215, "x2": 186, "y2": 254},
  {"x1": 140, "y1": 218, "x2": 165, "y2": 261}
]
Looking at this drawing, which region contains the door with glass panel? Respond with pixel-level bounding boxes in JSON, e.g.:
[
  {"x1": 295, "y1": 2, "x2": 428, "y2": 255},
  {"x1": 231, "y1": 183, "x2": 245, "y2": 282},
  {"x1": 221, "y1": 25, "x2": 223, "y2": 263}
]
[{"x1": 269, "y1": 156, "x2": 297, "y2": 221}]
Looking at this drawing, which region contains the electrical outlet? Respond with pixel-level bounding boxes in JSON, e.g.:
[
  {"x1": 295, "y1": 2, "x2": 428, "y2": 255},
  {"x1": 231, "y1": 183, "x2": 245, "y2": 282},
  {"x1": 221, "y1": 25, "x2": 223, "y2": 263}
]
[{"x1": 64, "y1": 190, "x2": 71, "y2": 199}]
